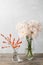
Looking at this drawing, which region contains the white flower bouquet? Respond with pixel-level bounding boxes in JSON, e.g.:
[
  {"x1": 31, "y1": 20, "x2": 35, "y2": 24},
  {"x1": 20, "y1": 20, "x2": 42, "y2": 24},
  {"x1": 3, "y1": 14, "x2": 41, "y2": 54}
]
[{"x1": 16, "y1": 20, "x2": 41, "y2": 60}]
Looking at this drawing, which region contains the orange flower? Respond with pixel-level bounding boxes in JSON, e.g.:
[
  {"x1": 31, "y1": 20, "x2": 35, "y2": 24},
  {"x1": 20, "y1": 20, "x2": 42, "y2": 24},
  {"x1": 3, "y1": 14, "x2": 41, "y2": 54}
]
[
  {"x1": 1, "y1": 33, "x2": 22, "y2": 49},
  {"x1": 12, "y1": 45, "x2": 20, "y2": 48},
  {"x1": 11, "y1": 41, "x2": 14, "y2": 45},
  {"x1": 2, "y1": 41, "x2": 7, "y2": 43},
  {"x1": 16, "y1": 38, "x2": 22, "y2": 44},
  {"x1": 1, "y1": 46, "x2": 10, "y2": 48},
  {"x1": 9, "y1": 33, "x2": 12, "y2": 38},
  {"x1": 16, "y1": 41, "x2": 22, "y2": 44}
]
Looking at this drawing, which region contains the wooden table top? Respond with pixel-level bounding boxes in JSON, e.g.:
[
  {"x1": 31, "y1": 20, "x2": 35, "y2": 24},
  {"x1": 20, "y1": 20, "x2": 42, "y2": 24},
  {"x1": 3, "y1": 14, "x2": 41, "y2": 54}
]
[{"x1": 0, "y1": 53, "x2": 43, "y2": 65}]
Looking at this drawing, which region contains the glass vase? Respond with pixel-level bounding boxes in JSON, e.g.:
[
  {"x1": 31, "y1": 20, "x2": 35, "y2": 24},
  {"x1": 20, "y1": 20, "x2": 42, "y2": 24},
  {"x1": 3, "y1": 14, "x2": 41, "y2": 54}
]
[
  {"x1": 26, "y1": 48, "x2": 33, "y2": 60},
  {"x1": 25, "y1": 36, "x2": 33, "y2": 60},
  {"x1": 12, "y1": 48, "x2": 23, "y2": 62}
]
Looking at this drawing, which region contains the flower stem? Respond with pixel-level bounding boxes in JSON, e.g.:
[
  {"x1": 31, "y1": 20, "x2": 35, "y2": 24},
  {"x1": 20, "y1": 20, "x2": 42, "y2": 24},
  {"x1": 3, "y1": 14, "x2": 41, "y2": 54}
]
[{"x1": 26, "y1": 36, "x2": 33, "y2": 57}]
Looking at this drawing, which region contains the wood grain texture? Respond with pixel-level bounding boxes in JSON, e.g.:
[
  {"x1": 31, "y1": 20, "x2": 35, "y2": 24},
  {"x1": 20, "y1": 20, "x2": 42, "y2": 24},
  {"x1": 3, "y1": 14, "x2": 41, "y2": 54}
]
[{"x1": 0, "y1": 53, "x2": 43, "y2": 65}]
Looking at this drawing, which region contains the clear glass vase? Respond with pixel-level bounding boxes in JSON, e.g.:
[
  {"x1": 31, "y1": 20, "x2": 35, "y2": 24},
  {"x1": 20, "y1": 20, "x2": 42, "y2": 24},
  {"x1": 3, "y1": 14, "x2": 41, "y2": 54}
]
[
  {"x1": 26, "y1": 48, "x2": 33, "y2": 60},
  {"x1": 25, "y1": 36, "x2": 33, "y2": 60},
  {"x1": 12, "y1": 49, "x2": 23, "y2": 62}
]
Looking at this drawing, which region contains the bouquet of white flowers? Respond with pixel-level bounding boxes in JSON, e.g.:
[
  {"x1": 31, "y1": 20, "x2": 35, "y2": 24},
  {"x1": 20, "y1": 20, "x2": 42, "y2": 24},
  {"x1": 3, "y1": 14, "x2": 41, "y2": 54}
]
[{"x1": 16, "y1": 20, "x2": 41, "y2": 60}]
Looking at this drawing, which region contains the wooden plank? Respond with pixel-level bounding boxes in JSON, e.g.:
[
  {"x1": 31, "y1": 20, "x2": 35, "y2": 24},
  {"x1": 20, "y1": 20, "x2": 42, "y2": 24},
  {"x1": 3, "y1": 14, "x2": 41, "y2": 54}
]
[{"x1": 0, "y1": 53, "x2": 43, "y2": 65}]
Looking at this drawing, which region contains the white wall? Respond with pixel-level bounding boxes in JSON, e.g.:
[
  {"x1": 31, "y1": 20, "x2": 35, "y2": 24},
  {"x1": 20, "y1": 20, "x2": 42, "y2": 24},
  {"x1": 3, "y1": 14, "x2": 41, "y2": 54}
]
[{"x1": 0, "y1": 0, "x2": 43, "y2": 53}]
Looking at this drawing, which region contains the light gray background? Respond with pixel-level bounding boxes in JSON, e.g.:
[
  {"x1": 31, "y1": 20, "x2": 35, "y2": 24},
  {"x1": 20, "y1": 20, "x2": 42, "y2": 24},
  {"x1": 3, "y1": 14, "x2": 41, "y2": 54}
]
[{"x1": 0, "y1": 0, "x2": 43, "y2": 53}]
